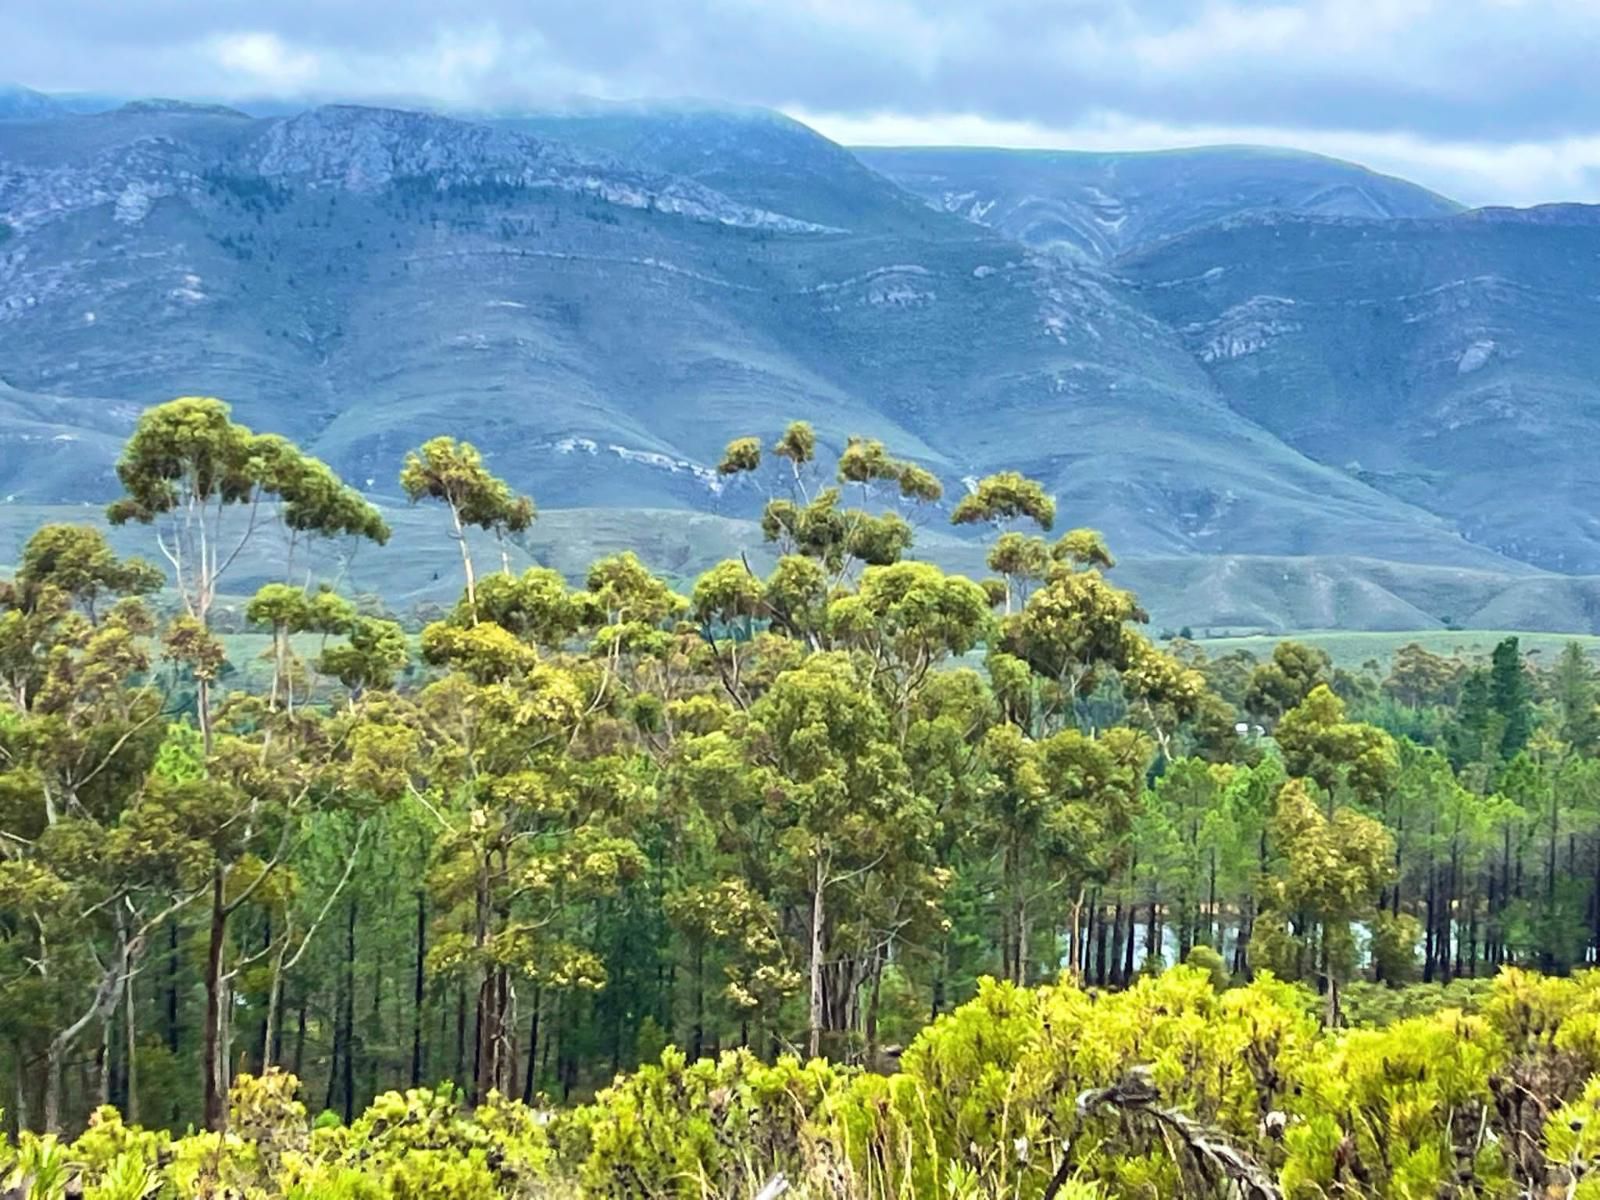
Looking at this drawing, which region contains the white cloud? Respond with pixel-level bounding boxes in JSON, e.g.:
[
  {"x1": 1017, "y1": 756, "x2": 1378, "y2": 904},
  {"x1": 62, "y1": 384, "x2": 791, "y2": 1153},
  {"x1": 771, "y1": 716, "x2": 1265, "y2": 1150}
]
[
  {"x1": 6, "y1": 0, "x2": 1600, "y2": 208},
  {"x1": 209, "y1": 32, "x2": 321, "y2": 88}
]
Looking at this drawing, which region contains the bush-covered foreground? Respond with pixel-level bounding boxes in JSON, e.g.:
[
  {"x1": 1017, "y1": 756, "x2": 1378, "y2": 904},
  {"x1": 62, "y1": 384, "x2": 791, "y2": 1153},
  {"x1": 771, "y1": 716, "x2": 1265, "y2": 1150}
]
[{"x1": 16, "y1": 965, "x2": 1600, "y2": 1199}]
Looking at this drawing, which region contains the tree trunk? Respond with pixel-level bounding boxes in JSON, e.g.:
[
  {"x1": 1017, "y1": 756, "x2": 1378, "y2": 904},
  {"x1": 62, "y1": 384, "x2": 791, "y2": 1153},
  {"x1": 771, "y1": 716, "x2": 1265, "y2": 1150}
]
[
  {"x1": 452, "y1": 506, "x2": 479, "y2": 622},
  {"x1": 202, "y1": 871, "x2": 228, "y2": 1131},
  {"x1": 46, "y1": 920, "x2": 139, "y2": 1134},
  {"x1": 1124, "y1": 899, "x2": 1139, "y2": 982},
  {"x1": 864, "y1": 946, "x2": 885, "y2": 1063},
  {"x1": 454, "y1": 982, "x2": 467, "y2": 1089},
  {"x1": 808, "y1": 854, "x2": 827, "y2": 1060},
  {"x1": 412, "y1": 891, "x2": 427, "y2": 1087},
  {"x1": 691, "y1": 937, "x2": 706, "y2": 1060},
  {"x1": 521, "y1": 989, "x2": 541, "y2": 1105},
  {"x1": 125, "y1": 968, "x2": 139, "y2": 1125},
  {"x1": 1018, "y1": 899, "x2": 1033, "y2": 986},
  {"x1": 293, "y1": 999, "x2": 307, "y2": 1081},
  {"x1": 341, "y1": 899, "x2": 357, "y2": 1123}
]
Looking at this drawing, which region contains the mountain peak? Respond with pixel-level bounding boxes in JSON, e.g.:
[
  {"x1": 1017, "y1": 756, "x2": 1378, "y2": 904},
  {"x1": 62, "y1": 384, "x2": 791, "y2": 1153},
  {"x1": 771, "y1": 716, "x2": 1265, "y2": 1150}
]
[{"x1": 0, "y1": 83, "x2": 62, "y2": 119}]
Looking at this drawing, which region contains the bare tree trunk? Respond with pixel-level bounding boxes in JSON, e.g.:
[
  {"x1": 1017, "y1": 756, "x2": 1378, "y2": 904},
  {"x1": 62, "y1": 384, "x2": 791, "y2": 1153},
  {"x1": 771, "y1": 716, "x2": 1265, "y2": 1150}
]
[
  {"x1": 808, "y1": 854, "x2": 827, "y2": 1060},
  {"x1": 864, "y1": 945, "x2": 886, "y2": 1063},
  {"x1": 1018, "y1": 901, "x2": 1032, "y2": 986},
  {"x1": 125, "y1": 969, "x2": 139, "y2": 1125},
  {"x1": 202, "y1": 871, "x2": 228, "y2": 1131},
  {"x1": 452, "y1": 506, "x2": 478, "y2": 621},
  {"x1": 97, "y1": 1006, "x2": 114, "y2": 1109},
  {"x1": 46, "y1": 920, "x2": 136, "y2": 1133},
  {"x1": 12, "y1": 1041, "x2": 28, "y2": 1136}
]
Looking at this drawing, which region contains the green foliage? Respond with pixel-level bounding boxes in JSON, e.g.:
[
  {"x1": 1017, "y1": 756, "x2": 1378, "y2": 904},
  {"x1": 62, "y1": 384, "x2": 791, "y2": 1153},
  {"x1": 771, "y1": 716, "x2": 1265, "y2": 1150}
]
[
  {"x1": 950, "y1": 470, "x2": 1056, "y2": 532},
  {"x1": 22, "y1": 399, "x2": 1600, "y2": 1200}
]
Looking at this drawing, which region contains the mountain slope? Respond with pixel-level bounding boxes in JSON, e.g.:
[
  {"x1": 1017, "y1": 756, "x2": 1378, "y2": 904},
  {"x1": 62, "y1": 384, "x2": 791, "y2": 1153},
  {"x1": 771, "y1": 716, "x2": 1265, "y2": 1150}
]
[
  {"x1": 0, "y1": 102, "x2": 1505, "y2": 574},
  {"x1": 0, "y1": 85, "x2": 64, "y2": 120},
  {"x1": 7, "y1": 100, "x2": 1599, "y2": 630},
  {"x1": 492, "y1": 102, "x2": 928, "y2": 232},
  {"x1": 859, "y1": 145, "x2": 1461, "y2": 262},
  {"x1": 1117, "y1": 205, "x2": 1600, "y2": 573}
]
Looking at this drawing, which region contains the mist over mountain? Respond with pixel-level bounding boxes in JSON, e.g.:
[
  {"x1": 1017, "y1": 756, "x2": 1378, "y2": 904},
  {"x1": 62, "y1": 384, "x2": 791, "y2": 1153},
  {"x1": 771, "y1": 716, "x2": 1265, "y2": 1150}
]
[{"x1": 3, "y1": 93, "x2": 1599, "y2": 631}]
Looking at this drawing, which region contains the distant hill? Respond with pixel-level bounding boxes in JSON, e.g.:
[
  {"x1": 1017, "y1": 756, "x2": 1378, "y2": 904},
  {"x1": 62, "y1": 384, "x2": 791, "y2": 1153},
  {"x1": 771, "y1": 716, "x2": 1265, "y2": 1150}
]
[
  {"x1": 5, "y1": 99, "x2": 1600, "y2": 630},
  {"x1": 858, "y1": 145, "x2": 1462, "y2": 261},
  {"x1": 0, "y1": 84, "x2": 63, "y2": 119},
  {"x1": 1117, "y1": 205, "x2": 1600, "y2": 573}
]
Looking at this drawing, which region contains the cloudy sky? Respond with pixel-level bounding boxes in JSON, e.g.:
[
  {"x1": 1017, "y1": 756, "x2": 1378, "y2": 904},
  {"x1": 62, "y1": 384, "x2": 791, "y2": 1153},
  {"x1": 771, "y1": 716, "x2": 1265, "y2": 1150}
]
[{"x1": 3, "y1": 0, "x2": 1596, "y2": 206}]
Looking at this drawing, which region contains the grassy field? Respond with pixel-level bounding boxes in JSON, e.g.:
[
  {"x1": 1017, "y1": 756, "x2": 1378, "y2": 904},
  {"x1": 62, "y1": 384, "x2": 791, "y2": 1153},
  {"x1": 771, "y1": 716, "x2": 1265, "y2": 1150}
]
[{"x1": 1194, "y1": 629, "x2": 1600, "y2": 669}]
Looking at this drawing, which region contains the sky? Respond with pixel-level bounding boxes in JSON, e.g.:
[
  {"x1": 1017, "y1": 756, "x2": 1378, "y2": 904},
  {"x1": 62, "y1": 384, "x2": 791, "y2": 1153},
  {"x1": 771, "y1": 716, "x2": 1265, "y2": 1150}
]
[{"x1": 3, "y1": 0, "x2": 1598, "y2": 207}]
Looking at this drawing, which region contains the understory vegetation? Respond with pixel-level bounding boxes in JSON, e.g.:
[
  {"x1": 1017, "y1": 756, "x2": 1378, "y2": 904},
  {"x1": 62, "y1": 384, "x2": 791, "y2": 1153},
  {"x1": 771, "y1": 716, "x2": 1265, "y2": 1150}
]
[{"x1": 8, "y1": 397, "x2": 1600, "y2": 1196}]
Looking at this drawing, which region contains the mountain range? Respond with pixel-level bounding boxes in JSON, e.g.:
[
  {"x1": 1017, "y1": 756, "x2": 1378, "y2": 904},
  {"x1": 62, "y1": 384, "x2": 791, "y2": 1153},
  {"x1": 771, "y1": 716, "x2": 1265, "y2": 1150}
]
[{"x1": 2, "y1": 92, "x2": 1599, "y2": 633}]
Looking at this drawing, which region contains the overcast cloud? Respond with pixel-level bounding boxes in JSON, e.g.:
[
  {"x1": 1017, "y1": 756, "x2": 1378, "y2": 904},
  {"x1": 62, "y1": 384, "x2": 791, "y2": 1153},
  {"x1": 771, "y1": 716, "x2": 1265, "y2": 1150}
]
[{"x1": 3, "y1": 0, "x2": 1597, "y2": 205}]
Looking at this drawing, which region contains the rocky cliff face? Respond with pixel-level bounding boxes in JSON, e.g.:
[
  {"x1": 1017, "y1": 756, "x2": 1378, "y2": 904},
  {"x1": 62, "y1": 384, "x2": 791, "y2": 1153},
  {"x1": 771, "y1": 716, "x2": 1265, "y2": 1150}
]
[{"x1": 0, "y1": 104, "x2": 838, "y2": 237}]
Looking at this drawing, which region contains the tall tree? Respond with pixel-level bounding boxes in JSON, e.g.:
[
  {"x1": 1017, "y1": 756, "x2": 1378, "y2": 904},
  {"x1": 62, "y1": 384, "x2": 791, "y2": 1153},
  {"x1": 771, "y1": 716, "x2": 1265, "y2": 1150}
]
[{"x1": 400, "y1": 436, "x2": 535, "y2": 621}]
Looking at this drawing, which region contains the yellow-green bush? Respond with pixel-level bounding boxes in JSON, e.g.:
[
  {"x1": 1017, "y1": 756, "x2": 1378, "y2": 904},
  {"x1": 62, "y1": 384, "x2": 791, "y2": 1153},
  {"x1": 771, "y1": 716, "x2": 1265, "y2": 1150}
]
[
  {"x1": 20, "y1": 967, "x2": 1600, "y2": 1198},
  {"x1": 567, "y1": 1045, "x2": 846, "y2": 1199}
]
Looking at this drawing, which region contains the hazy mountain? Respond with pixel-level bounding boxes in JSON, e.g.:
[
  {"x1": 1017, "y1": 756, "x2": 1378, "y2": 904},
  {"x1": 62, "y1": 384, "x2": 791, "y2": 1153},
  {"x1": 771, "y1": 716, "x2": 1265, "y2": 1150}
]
[
  {"x1": 492, "y1": 103, "x2": 927, "y2": 232},
  {"x1": 1117, "y1": 206, "x2": 1600, "y2": 574},
  {"x1": 0, "y1": 85, "x2": 64, "y2": 119},
  {"x1": 4, "y1": 99, "x2": 1600, "y2": 631},
  {"x1": 858, "y1": 145, "x2": 1462, "y2": 262}
]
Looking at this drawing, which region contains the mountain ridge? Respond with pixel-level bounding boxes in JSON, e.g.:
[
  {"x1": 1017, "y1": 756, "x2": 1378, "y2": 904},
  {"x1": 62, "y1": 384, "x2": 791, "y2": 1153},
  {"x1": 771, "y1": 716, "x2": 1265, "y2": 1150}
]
[{"x1": 2, "y1": 95, "x2": 1597, "y2": 629}]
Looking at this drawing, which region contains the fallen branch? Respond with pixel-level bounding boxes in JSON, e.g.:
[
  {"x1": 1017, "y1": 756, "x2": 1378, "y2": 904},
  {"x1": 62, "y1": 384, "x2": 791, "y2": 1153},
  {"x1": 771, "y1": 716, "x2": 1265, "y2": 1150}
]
[{"x1": 1075, "y1": 1067, "x2": 1282, "y2": 1200}]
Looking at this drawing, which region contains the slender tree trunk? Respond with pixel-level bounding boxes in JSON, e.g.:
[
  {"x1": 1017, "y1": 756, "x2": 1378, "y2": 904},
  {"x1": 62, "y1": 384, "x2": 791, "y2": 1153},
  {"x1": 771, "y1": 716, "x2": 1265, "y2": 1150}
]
[
  {"x1": 125, "y1": 969, "x2": 139, "y2": 1125},
  {"x1": 12, "y1": 1041, "x2": 28, "y2": 1137},
  {"x1": 412, "y1": 891, "x2": 426, "y2": 1087},
  {"x1": 808, "y1": 855, "x2": 827, "y2": 1059},
  {"x1": 98, "y1": 1005, "x2": 114, "y2": 1109},
  {"x1": 1206, "y1": 852, "x2": 1219, "y2": 948},
  {"x1": 452, "y1": 506, "x2": 478, "y2": 621},
  {"x1": 368, "y1": 936, "x2": 382, "y2": 1102},
  {"x1": 691, "y1": 937, "x2": 706, "y2": 1060},
  {"x1": 1109, "y1": 900, "x2": 1125, "y2": 987},
  {"x1": 202, "y1": 871, "x2": 228, "y2": 1131},
  {"x1": 454, "y1": 982, "x2": 467, "y2": 1089},
  {"x1": 341, "y1": 899, "x2": 357, "y2": 1123},
  {"x1": 864, "y1": 946, "x2": 885, "y2": 1063},
  {"x1": 521, "y1": 989, "x2": 540, "y2": 1105},
  {"x1": 1423, "y1": 859, "x2": 1438, "y2": 983},
  {"x1": 253, "y1": 915, "x2": 271, "y2": 1075},
  {"x1": 293, "y1": 999, "x2": 307, "y2": 1081},
  {"x1": 1124, "y1": 899, "x2": 1138, "y2": 982}
]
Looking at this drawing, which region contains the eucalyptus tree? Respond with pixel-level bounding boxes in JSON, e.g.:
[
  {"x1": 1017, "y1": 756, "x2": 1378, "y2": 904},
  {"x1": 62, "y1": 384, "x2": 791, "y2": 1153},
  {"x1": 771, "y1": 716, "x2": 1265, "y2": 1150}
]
[
  {"x1": 741, "y1": 652, "x2": 928, "y2": 1058},
  {"x1": 108, "y1": 397, "x2": 386, "y2": 745},
  {"x1": 1243, "y1": 640, "x2": 1332, "y2": 728},
  {"x1": 0, "y1": 525, "x2": 171, "y2": 1131},
  {"x1": 950, "y1": 471, "x2": 1056, "y2": 614},
  {"x1": 717, "y1": 425, "x2": 941, "y2": 584},
  {"x1": 412, "y1": 574, "x2": 650, "y2": 1102},
  {"x1": 1256, "y1": 777, "x2": 1393, "y2": 1026},
  {"x1": 400, "y1": 435, "x2": 535, "y2": 621}
]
